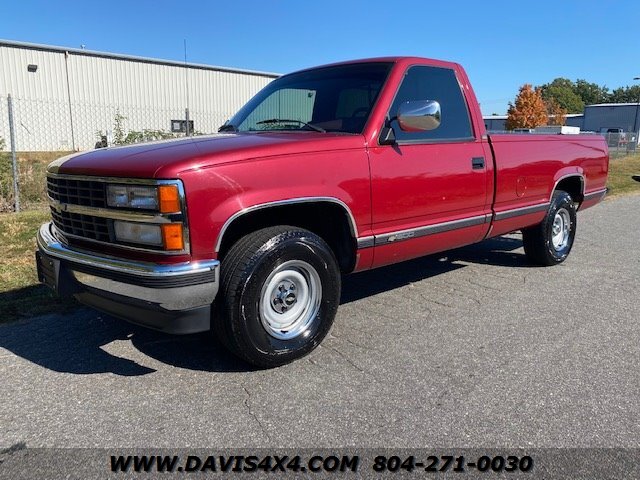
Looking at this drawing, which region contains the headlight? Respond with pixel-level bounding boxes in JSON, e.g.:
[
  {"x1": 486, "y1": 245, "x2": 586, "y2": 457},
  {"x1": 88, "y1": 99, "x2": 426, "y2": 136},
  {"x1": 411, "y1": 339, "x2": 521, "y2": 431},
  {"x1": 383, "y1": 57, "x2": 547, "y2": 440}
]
[
  {"x1": 114, "y1": 221, "x2": 163, "y2": 246},
  {"x1": 106, "y1": 184, "x2": 181, "y2": 212},
  {"x1": 107, "y1": 185, "x2": 158, "y2": 210},
  {"x1": 113, "y1": 221, "x2": 185, "y2": 250}
]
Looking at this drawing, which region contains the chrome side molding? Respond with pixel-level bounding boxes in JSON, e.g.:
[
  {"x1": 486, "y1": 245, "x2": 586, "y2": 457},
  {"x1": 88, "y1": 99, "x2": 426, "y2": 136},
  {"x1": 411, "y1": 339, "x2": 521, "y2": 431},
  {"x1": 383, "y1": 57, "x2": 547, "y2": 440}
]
[
  {"x1": 376, "y1": 214, "x2": 490, "y2": 245},
  {"x1": 493, "y1": 202, "x2": 549, "y2": 221},
  {"x1": 583, "y1": 188, "x2": 607, "y2": 202},
  {"x1": 357, "y1": 214, "x2": 490, "y2": 248},
  {"x1": 356, "y1": 236, "x2": 375, "y2": 249}
]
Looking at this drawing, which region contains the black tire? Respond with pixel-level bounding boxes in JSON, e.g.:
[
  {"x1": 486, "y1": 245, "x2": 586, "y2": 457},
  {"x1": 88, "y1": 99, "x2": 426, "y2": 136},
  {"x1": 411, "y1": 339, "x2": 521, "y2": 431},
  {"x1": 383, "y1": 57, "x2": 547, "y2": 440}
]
[
  {"x1": 213, "y1": 226, "x2": 341, "y2": 368},
  {"x1": 522, "y1": 190, "x2": 577, "y2": 266}
]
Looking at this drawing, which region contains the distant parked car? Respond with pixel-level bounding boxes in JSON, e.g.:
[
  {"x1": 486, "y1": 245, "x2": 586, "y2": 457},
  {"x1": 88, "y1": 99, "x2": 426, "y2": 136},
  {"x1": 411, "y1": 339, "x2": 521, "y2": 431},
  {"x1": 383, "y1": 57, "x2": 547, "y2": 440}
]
[{"x1": 601, "y1": 128, "x2": 627, "y2": 148}]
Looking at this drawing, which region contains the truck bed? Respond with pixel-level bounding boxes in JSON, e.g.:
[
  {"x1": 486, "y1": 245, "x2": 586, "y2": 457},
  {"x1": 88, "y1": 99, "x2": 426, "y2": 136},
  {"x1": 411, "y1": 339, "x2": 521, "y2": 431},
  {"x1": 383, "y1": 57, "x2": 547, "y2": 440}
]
[{"x1": 487, "y1": 133, "x2": 608, "y2": 237}]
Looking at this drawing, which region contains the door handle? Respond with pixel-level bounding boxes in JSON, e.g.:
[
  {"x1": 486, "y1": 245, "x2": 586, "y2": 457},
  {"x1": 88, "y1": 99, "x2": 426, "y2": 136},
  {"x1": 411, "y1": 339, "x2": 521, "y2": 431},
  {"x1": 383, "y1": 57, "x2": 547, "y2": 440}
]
[{"x1": 472, "y1": 157, "x2": 485, "y2": 169}]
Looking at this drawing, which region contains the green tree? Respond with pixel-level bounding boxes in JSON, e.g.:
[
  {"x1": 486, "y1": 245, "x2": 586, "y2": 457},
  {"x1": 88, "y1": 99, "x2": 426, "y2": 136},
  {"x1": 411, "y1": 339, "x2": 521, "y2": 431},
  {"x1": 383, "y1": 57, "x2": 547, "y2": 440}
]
[
  {"x1": 538, "y1": 78, "x2": 584, "y2": 113},
  {"x1": 609, "y1": 85, "x2": 640, "y2": 103},
  {"x1": 574, "y1": 79, "x2": 610, "y2": 105}
]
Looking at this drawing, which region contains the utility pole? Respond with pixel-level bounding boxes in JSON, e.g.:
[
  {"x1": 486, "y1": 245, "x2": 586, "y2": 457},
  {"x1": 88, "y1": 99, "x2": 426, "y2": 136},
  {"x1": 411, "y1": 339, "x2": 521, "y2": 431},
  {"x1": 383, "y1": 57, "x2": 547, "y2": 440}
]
[
  {"x1": 633, "y1": 77, "x2": 639, "y2": 151},
  {"x1": 64, "y1": 51, "x2": 76, "y2": 151},
  {"x1": 184, "y1": 39, "x2": 190, "y2": 137},
  {"x1": 7, "y1": 95, "x2": 20, "y2": 212}
]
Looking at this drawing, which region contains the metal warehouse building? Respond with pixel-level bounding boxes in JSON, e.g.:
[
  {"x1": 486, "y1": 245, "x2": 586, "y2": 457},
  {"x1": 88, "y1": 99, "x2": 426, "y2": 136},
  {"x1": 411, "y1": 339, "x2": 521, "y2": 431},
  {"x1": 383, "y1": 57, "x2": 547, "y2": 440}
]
[
  {"x1": 0, "y1": 40, "x2": 278, "y2": 151},
  {"x1": 483, "y1": 114, "x2": 584, "y2": 131},
  {"x1": 582, "y1": 103, "x2": 640, "y2": 134}
]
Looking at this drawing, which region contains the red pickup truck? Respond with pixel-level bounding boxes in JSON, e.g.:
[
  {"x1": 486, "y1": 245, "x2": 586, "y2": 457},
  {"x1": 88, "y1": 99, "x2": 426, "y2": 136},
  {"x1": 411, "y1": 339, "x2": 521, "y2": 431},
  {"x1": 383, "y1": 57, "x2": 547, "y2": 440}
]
[{"x1": 37, "y1": 57, "x2": 608, "y2": 367}]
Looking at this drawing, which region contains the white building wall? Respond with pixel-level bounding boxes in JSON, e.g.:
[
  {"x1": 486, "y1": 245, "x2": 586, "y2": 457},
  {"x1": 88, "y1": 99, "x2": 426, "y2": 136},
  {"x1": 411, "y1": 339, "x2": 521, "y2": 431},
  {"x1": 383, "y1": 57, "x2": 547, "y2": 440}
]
[
  {"x1": 0, "y1": 41, "x2": 277, "y2": 151},
  {"x1": 0, "y1": 44, "x2": 74, "y2": 150}
]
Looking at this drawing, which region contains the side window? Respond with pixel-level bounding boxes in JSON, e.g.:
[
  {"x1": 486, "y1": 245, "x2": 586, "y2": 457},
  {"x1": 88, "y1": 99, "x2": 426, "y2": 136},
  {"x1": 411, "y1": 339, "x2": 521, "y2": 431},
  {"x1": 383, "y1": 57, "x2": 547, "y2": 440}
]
[{"x1": 389, "y1": 66, "x2": 473, "y2": 142}]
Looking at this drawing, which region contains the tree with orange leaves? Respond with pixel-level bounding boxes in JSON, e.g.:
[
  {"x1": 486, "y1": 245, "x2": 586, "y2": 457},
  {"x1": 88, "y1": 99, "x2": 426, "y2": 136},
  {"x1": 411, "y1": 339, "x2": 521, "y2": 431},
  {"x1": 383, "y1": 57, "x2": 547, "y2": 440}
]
[
  {"x1": 505, "y1": 84, "x2": 548, "y2": 130},
  {"x1": 545, "y1": 97, "x2": 567, "y2": 126}
]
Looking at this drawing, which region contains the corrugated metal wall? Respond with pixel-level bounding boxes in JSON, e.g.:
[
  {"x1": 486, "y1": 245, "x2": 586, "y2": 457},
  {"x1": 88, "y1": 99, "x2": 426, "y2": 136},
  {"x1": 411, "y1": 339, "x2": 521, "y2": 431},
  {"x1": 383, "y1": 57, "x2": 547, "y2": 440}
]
[
  {"x1": 484, "y1": 114, "x2": 585, "y2": 132},
  {"x1": 483, "y1": 116, "x2": 507, "y2": 131},
  {"x1": 565, "y1": 114, "x2": 584, "y2": 129},
  {"x1": 0, "y1": 41, "x2": 277, "y2": 151},
  {"x1": 0, "y1": 45, "x2": 74, "y2": 150},
  {"x1": 583, "y1": 104, "x2": 640, "y2": 133}
]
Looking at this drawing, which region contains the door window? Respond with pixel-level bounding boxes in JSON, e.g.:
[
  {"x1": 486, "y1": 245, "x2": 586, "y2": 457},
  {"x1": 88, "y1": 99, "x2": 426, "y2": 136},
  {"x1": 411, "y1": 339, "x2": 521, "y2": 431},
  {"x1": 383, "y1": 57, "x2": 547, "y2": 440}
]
[{"x1": 388, "y1": 66, "x2": 473, "y2": 142}]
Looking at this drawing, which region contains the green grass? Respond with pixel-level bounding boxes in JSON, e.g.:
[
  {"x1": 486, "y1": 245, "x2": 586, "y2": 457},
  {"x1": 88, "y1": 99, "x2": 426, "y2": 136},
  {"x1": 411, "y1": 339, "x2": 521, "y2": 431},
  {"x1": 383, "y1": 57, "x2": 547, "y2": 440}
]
[
  {"x1": 0, "y1": 151, "x2": 71, "y2": 212},
  {"x1": 0, "y1": 209, "x2": 77, "y2": 323},
  {"x1": 0, "y1": 150, "x2": 639, "y2": 325},
  {"x1": 606, "y1": 152, "x2": 640, "y2": 197}
]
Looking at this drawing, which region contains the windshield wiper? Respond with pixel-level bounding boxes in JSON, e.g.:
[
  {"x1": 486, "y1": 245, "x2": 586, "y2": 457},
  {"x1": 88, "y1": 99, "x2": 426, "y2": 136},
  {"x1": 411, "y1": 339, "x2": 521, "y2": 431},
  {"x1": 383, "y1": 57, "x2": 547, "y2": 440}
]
[
  {"x1": 218, "y1": 123, "x2": 238, "y2": 132},
  {"x1": 255, "y1": 118, "x2": 326, "y2": 133}
]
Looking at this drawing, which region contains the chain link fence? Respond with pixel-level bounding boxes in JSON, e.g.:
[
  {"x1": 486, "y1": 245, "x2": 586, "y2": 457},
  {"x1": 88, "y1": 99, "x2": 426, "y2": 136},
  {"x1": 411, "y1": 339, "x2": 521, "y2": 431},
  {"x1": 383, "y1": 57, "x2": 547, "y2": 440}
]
[
  {"x1": 603, "y1": 131, "x2": 638, "y2": 158},
  {"x1": 0, "y1": 93, "x2": 233, "y2": 212}
]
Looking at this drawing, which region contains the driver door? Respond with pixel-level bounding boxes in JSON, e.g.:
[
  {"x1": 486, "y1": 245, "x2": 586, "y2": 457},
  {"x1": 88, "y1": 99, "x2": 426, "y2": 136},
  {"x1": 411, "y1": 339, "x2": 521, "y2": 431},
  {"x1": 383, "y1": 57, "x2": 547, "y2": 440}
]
[{"x1": 369, "y1": 65, "x2": 492, "y2": 267}]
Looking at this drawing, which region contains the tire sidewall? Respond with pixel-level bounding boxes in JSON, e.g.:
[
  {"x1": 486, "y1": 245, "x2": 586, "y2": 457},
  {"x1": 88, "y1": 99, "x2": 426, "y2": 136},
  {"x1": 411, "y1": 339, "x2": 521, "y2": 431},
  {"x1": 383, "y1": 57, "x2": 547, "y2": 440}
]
[
  {"x1": 543, "y1": 192, "x2": 577, "y2": 263},
  {"x1": 232, "y1": 232, "x2": 340, "y2": 364}
]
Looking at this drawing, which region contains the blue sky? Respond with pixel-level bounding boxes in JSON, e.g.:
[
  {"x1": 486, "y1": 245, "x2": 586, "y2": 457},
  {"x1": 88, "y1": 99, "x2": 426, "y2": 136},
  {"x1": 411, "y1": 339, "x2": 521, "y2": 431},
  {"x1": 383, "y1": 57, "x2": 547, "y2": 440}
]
[{"x1": 2, "y1": 0, "x2": 638, "y2": 114}]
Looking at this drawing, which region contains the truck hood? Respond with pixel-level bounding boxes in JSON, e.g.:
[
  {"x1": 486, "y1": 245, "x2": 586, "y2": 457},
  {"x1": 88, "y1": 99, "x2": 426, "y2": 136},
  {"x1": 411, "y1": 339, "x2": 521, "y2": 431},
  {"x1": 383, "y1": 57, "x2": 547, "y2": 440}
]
[{"x1": 50, "y1": 132, "x2": 366, "y2": 178}]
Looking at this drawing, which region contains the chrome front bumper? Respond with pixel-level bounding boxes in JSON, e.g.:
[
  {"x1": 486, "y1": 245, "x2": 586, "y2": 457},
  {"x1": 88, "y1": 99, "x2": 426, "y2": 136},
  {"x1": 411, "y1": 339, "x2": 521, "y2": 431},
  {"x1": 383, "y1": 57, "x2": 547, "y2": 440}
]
[{"x1": 36, "y1": 222, "x2": 220, "y2": 334}]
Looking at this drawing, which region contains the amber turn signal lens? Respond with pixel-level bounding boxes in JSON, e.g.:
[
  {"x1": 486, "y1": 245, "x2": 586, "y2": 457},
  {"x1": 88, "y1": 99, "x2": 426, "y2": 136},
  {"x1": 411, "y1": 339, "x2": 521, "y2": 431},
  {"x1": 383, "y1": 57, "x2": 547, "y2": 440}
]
[
  {"x1": 162, "y1": 223, "x2": 184, "y2": 250},
  {"x1": 158, "y1": 185, "x2": 180, "y2": 213}
]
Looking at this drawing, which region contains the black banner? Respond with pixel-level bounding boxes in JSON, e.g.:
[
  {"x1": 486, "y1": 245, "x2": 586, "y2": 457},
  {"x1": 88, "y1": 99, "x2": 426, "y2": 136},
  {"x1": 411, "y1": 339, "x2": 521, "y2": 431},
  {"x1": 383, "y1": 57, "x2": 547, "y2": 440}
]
[{"x1": 1, "y1": 446, "x2": 639, "y2": 479}]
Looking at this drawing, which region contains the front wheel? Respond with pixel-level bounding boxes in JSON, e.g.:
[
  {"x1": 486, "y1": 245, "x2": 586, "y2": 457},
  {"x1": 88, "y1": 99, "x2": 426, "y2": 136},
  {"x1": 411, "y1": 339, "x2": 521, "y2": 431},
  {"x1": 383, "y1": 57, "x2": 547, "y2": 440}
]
[
  {"x1": 522, "y1": 190, "x2": 577, "y2": 266},
  {"x1": 214, "y1": 226, "x2": 341, "y2": 368}
]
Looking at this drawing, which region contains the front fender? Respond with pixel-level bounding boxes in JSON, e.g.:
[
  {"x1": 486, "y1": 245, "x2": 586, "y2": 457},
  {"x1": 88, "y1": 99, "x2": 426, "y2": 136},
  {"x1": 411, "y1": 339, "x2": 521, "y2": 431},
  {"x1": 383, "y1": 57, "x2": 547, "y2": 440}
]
[{"x1": 179, "y1": 150, "x2": 372, "y2": 260}]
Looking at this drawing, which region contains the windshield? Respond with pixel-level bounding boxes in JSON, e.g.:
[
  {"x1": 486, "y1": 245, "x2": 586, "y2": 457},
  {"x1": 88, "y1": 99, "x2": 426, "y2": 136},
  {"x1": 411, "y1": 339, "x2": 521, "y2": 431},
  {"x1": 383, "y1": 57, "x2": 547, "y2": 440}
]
[{"x1": 223, "y1": 62, "x2": 392, "y2": 134}]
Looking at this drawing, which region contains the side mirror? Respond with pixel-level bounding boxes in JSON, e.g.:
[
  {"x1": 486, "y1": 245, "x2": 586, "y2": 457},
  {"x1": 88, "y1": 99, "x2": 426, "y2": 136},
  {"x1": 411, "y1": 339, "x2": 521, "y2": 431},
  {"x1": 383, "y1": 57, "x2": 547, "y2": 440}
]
[{"x1": 397, "y1": 100, "x2": 441, "y2": 132}]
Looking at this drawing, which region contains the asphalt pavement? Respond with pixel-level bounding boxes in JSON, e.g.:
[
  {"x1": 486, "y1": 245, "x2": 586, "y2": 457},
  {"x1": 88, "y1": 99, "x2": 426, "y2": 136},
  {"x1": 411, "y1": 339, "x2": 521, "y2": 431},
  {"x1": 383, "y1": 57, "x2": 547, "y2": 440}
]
[{"x1": 1, "y1": 195, "x2": 639, "y2": 449}]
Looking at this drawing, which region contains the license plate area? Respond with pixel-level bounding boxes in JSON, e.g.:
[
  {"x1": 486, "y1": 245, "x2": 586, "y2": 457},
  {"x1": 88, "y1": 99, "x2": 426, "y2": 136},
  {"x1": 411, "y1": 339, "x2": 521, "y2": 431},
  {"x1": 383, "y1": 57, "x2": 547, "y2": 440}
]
[{"x1": 36, "y1": 250, "x2": 59, "y2": 292}]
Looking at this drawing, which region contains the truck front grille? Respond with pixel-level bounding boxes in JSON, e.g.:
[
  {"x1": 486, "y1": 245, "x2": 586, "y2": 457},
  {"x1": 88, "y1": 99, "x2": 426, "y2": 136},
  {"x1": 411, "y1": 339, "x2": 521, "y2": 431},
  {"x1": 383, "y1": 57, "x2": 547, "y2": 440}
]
[
  {"x1": 45, "y1": 174, "x2": 188, "y2": 255},
  {"x1": 50, "y1": 207, "x2": 111, "y2": 243},
  {"x1": 47, "y1": 176, "x2": 106, "y2": 208}
]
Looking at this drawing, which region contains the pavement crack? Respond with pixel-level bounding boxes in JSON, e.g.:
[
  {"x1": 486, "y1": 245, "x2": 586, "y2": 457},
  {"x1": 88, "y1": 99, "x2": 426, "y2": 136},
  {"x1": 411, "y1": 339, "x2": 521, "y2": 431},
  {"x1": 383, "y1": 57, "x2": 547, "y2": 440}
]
[
  {"x1": 330, "y1": 332, "x2": 380, "y2": 352},
  {"x1": 241, "y1": 385, "x2": 272, "y2": 443},
  {"x1": 323, "y1": 344, "x2": 364, "y2": 373},
  {"x1": 359, "y1": 306, "x2": 397, "y2": 322},
  {"x1": 342, "y1": 336, "x2": 377, "y2": 352},
  {"x1": 427, "y1": 298, "x2": 453, "y2": 308},
  {"x1": 323, "y1": 343, "x2": 381, "y2": 383},
  {"x1": 468, "y1": 277, "x2": 502, "y2": 291}
]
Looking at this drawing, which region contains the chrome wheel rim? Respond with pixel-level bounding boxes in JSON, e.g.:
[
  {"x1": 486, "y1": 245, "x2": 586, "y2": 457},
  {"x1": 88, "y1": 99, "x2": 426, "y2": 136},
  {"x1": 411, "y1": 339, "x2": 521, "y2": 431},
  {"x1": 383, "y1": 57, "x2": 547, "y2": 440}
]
[
  {"x1": 551, "y1": 208, "x2": 571, "y2": 251},
  {"x1": 259, "y1": 260, "x2": 322, "y2": 340}
]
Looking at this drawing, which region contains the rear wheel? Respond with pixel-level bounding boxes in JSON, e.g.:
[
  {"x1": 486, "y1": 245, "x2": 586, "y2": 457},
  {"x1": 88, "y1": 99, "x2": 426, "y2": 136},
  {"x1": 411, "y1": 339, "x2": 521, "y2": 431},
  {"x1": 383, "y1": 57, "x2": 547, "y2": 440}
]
[
  {"x1": 522, "y1": 190, "x2": 577, "y2": 266},
  {"x1": 214, "y1": 226, "x2": 341, "y2": 368}
]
